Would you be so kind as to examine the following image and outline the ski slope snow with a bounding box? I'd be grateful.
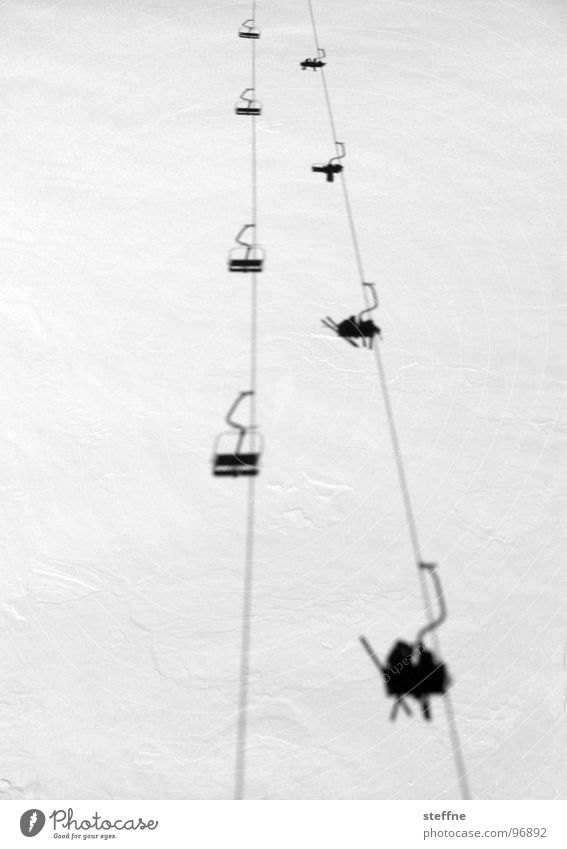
[0,0,565,799]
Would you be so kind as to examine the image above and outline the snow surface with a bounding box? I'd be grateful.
[0,0,565,800]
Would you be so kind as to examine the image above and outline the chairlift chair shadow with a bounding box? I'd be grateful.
[212,391,263,477]
[359,562,451,720]
[301,48,326,71]
[238,19,260,39]
[312,142,346,182]
[321,283,381,348]
[235,88,262,116]
[228,224,265,273]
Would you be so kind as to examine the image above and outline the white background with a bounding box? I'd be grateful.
[0,0,565,800]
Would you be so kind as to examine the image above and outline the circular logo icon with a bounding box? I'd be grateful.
[19,810,46,837]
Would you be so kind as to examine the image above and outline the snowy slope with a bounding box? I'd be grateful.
[0,0,565,799]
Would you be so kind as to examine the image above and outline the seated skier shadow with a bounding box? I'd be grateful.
[359,562,451,721]
[382,639,450,720]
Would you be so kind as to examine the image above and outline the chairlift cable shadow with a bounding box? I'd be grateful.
[302,0,471,800]
[230,0,260,804]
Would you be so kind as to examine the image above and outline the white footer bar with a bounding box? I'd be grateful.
[1,800,565,849]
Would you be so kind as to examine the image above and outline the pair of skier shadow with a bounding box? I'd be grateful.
[365,638,450,720]
[360,563,451,721]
